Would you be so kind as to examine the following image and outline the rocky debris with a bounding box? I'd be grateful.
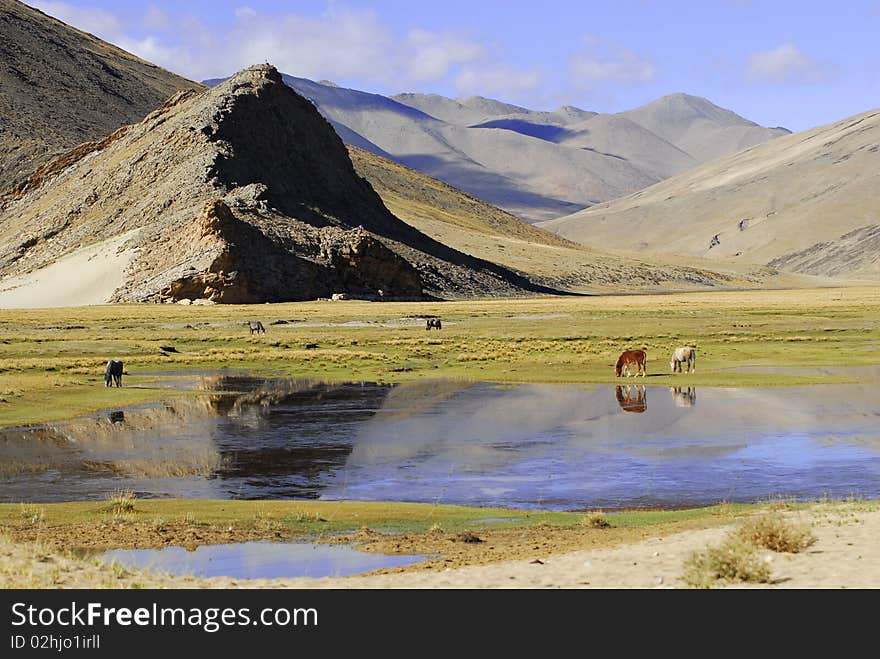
[768,224,880,277]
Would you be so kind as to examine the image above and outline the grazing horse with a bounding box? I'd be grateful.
[615,350,647,377]
[670,386,696,408]
[104,360,123,387]
[670,346,696,374]
[425,318,442,330]
[248,321,266,335]
[615,385,647,413]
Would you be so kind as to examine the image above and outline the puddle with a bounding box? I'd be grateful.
[100,541,425,579]
[2,376,880,510]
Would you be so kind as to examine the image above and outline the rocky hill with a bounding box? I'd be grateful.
[540,108,880,280]
[0,65,561,304]
[0,0,199,190]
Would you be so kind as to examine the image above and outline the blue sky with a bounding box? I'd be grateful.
[30,1,880,131]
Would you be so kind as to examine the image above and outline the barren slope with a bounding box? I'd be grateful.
[540,109,880,279]
[0,65,558,306]
[258,78,788,223]
[348,147,791,293]
[0,0,199,189]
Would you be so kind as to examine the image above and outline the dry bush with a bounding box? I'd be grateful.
[105,490,136,514]
[580,512,612,528]
[682,538,771,588]
[736,512,816,553]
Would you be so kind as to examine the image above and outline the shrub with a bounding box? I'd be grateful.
[683,538,771,588]
[736,512,816,553]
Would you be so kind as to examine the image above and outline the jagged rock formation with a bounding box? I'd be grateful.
[0,64,557,303]
[0,0,200,190]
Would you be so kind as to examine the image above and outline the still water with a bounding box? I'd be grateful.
[100,541,424,579]
[2,376,879,509]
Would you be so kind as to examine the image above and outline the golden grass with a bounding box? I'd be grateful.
[683,509,820,587]
[682,537,772,588]
[580,512,612,528]
[104,490,136,514]
[735,512,816,553]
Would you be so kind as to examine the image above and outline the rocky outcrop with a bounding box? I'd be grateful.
[1,64,548,302]
[143,200,423,303]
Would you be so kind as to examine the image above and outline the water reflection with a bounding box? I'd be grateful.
[2,377,880,509]
[670,387,696,408]
[615,385,647,413]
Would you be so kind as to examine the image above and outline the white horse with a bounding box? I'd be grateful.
[670,347,696,374]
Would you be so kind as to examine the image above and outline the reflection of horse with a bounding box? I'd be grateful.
[670,346,696,373]
[104,360,123,387]
[616,385,647,413]
[670,386,696,408]
[615,350,646,377]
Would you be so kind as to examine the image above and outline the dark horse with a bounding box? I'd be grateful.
[248,321,266,335]
[615,349,647,377]
[104,360,123,387]
[425,318,442,330]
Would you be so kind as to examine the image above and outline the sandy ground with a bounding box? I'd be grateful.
[0,230,139,308]
[2,503,878,589]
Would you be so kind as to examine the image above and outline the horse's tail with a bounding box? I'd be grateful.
[104,361,113,387]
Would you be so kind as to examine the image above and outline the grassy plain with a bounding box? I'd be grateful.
[0,286,878,427]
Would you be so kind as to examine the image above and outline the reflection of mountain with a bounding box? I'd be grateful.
[0,378,392,502]
[3,379,880,506]
[204,378,393,499]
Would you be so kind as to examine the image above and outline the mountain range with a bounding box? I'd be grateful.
[0,0,870,308]
[204,75,789,222]
[540,108,880,280]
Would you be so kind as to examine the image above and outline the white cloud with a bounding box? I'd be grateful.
[30,0,122,40]
[746,43,828,84]
[570,37,656,84]
[455,64,542,98]
[234,6,257,20]
[404,29,485,83]
[28,2,544,102]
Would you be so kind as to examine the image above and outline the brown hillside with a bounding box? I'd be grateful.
[348,147,781,292]
[0,0,200,189]
[541,109,880,280]
[0,65,560,304]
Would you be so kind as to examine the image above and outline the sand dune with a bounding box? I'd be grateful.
[0,231,139,308]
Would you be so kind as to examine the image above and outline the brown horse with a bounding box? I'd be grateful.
[615,349,647,377]
[615,385,647,413]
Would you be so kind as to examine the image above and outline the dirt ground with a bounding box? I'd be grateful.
[2,502,877,588]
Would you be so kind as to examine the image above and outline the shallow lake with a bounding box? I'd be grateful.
[2,375,879,509]
[99,541,424,579]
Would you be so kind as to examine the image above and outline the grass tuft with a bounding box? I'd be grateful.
[104,490,136,514]
[683,538,771,588]
[736,512,816,553]
[580,512,612,528]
